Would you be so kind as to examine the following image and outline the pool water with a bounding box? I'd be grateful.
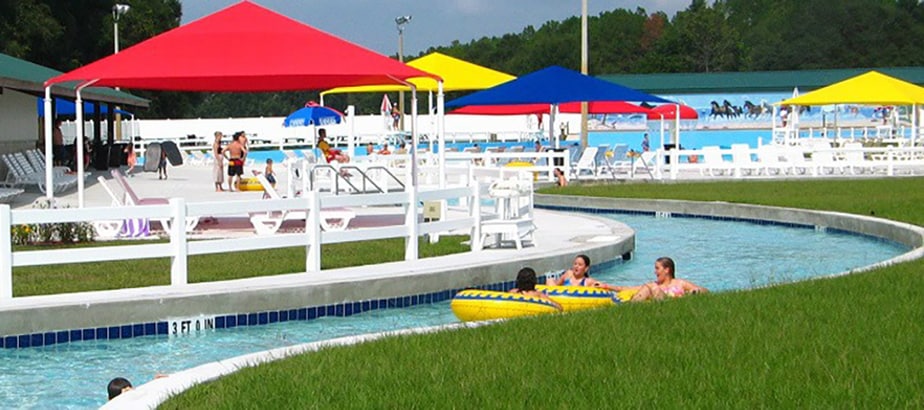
[0,212,907,408]
[161,129,768,166]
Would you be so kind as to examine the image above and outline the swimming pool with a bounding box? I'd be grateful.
[0,211,907,408]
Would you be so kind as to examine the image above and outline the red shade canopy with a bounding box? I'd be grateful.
[450,101,649,115]
[646,104,699,120]
[45,1,437,92]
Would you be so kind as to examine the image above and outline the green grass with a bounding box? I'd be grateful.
[162,177,924,408]
[545,178,924,225]
[12,236,469,297]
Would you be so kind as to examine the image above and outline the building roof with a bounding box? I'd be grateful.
[0,52,148,107]
[598,67,924,95]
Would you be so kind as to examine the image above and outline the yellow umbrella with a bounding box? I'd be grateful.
[777,71,924,106]
[321,52,515,95]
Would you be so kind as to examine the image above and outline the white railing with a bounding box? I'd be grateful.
[0,184,491,304]
[656,145,924,180]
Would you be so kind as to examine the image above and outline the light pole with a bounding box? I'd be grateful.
[580,0,589,149]
[113,4,130,54]
[112,4,129,141]
[395,15,411,131]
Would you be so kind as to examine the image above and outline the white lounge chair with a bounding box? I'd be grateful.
[841,142,873,175]
[781,147,811,175]
[810,142,844,175]
[110,169,200,234]
[608,144,631,173]
[0,187,24,203]
[730,144,761,176]
[569,146,599,179]
[756,145,787,176]
[94,176,145,239]
[700,146,733,177]
[249,174,355,235]
[2,152,77,194]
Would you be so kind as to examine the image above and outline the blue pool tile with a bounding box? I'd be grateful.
[71,330,82,342]
[30,334,43,347]
[288,309,298,320]
[133,324,144,337]
[269,311,279,323]
[121,325,133,339]
[144,323,156,335]
[278,310,287,322]
[156,322,168,335]
[44,332,56,346]
[84,328,98,340]
[335,304,344,317]
[326,305,335,316]
[18,335,30,348]
[412,295,419,306]
[4,336,17,348]
[370,299,379,310]
[316,306,326,318]
[362,301,371,312]
[247,313,258,326]
[107,327,118,339]
[404,296,412,306]
[0,337,4,348]
[215,316,226,329]
[305,307,316,320]
[258,312,268,325]
[353,302,362,315]
[237,314,248,326]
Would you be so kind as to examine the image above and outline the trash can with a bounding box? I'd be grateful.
[547,147,567,167]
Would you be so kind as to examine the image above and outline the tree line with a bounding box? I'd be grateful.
[3,0,923,119]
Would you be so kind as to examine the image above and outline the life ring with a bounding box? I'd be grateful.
[238,177,264,191]
[450,289,561,322]
[536,285,620,312]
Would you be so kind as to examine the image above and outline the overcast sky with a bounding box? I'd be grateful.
[180,1,690,56]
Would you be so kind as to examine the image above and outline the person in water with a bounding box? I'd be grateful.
[545,254,601,287]
[597,257,707,301]
[510,267,561,309]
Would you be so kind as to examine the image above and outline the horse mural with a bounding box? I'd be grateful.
[710,100,728,119]
[743,100,763,119]
[723,100,741,118]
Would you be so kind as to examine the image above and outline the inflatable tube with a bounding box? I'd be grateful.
[450,289,561,322]
[536,285,621,312]
[614,288,638,303]
[238,177,264,191]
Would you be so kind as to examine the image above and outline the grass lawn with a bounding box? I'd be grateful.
[162,177,924,408]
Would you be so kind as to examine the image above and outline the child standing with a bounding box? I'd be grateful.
[157,148,168,180]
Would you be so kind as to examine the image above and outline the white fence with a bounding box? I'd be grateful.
[0,185,486,303]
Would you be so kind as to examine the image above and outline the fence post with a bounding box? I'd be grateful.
[306,189,321,272]
[405,187,419,261]
[169,198,188,286]
[471,182,482,252]
[0,205,12,301]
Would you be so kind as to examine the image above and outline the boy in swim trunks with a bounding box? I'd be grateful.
[225,132,246,191]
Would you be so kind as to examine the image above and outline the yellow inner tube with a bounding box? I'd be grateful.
[238,177,264,191]
[451,289,561,322]
[536,285,619,312]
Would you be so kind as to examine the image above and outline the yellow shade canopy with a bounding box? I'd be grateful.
[321,52,515,95]
[778,71,924,106]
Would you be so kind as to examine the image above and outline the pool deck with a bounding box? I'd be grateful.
[0,163,636,336]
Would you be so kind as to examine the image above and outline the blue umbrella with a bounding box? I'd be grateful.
[283,102,344,127]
